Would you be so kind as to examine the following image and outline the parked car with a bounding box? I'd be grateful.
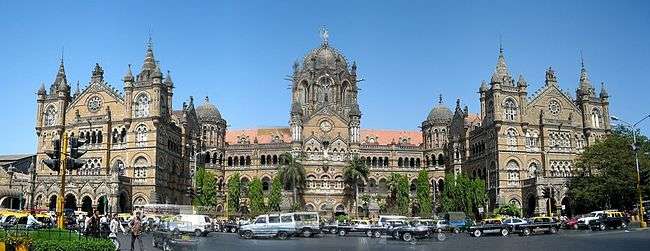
[221,221,240,233]
[444,212,473,233]
[468,219,509,237]
[412,219,447,233]
[513,217,560,236]
[335,219,377,237]
[166,214,213,237]
[577,211,605,229]
[292,211,321,237]
[588,211,629,231]
[389,221,444,242]
[377,215,409,228]
[503,217,528,232]
[239,213,299,240]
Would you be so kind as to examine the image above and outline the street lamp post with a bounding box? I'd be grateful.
[611,114,650,229]
[7,165,16,210]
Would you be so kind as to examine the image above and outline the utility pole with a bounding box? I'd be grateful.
[57,132,68,229]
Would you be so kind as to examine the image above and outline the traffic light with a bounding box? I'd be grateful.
[42,139,61,172]
[67,137,87,170]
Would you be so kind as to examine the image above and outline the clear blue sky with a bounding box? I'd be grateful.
[1,0,649,154]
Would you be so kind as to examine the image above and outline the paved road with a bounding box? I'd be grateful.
[118,228,650,251]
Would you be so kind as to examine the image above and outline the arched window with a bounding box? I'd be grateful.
[528,162,538,178]
[507,128,517,149]
[134,93,150,118]
[113,160,125,176]
[437,154,444,166]
[44,105,57,126]
[506,160,520,186]
[134,157,148,178]
[135,125,148,147]
[503,98,517,121]
[120,128,127,143]
[591,108,602,128]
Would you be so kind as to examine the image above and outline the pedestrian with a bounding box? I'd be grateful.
[85,210,101,237]
[26,211,42,229]
[129,211,144,251]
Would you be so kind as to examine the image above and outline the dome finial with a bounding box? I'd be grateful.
[320,25,329,46]
[438,94,443,104]
[205,96,209,103]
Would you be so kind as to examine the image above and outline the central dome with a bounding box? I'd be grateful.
[303,43,348,70]
[196,96,222,123]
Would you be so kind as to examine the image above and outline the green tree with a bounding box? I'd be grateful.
[495,202,522,217]
[278,152,306,209]
[343,155,370,217]
[440,173,487,218]
[396,174,411,216]
[227,173,241,214]
[383,173,405,214]
[268,175,283,212]
[249,177,266,215]
[416,169,433,217]
[193,166,218,207]
[568,126,650,213]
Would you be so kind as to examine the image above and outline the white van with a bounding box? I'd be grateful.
[168,214,213,236]
[292,211,321,237]
[378,215,409,227]
[239,213,299,239]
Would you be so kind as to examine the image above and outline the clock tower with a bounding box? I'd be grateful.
[289,27,361,162]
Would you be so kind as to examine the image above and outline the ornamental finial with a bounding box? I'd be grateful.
[320,25,329,46]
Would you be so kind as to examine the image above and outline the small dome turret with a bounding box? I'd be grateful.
[426,95,453,124]
[196,96,222,123]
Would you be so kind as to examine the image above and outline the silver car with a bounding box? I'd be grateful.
[239,213,299,240]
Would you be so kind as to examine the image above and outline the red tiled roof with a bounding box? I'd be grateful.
[360,129,421,146]
[225,128,423,146]
[465,113,481,127]
[226,128,291,144]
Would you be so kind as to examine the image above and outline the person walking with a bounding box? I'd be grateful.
[109,213,126,250]
[129,212,144,251]
[85,210,101,237]
[26,211,42,229]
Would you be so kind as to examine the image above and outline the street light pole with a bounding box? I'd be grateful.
[611,114,650,229]
[7,165,14,210]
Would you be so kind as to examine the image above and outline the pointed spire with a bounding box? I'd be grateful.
[164,70,174,87]
[455,98,463,113]
[600,82,609,98]
[38,81,46,95]
[123,64,134,82]
[141,36,156,72]
[75,81,81,96]
[351,61,357,75]
[517,74,527,87]
[577,53,594,96]
[491,43,513,85]
[53,58,67,86]
[479,80,488,92]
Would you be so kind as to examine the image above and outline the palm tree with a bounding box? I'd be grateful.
[343,155,369,217]
[278,152,305,209]
[386,173,402,212]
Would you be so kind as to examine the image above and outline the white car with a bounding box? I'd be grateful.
[239,213,299,239]
[577,211,605,229]
[167,214,213,236]
[293,211,321,237]
[378,215,408,227]
[503,218,528,227]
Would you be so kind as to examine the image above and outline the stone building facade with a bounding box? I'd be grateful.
[33,41,199,213]
[448,47,611,217]
[29,32,612,217]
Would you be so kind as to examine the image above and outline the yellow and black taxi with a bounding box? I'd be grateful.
[512,216,560,236]
[468,218,509,237]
